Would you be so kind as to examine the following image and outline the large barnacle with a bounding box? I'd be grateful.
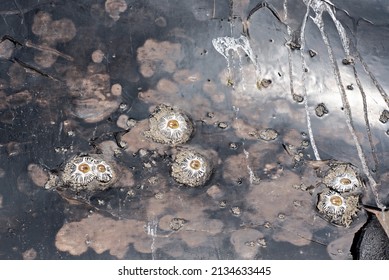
[171,149,212,187]
[62,156,96,186]
[323,163,361,193]
[316,188,360,227]
[145,104,194,145]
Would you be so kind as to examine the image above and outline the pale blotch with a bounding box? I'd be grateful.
[105,0,128,21]
[55,213,151,259]
[92,49,105,63]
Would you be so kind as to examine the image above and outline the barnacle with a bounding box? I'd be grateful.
[61,155,116,190]
[93,160,114,183]
[323,163,361,193]
[171,150,212,187]
[158,113,189,141]
[63,156,96,186]
[317,189,346,218]
[145,104,194,145]
[181,154,207,179]
[316,188,360,227]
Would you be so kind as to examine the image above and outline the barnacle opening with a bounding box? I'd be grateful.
[78,163,91,173]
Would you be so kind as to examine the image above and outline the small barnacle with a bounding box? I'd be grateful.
[171,149,212,187]
[93,160,114,183]
[323,163,361,193]
[316,188,360,227]
[145,104,194,145]
[63,156,96,186]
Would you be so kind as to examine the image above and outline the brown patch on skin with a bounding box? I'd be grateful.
[32,12,76,45]
[137,39,183,78]
[145,185,224,253]
[5,90,32,108]
[66,72,121,123]
[283,129,305,148]
[55,213,151,258]
[117,114,130,130]
[92,49,105,63]
[223,154,248,184]
[0,39,15,59]
[223,142,278,184]
[22,248,37,260]
[105,0,128,21]
[8,63,28,89]
[243,170,328,246]
[139,79,180,105]
[157,79,180,95]
[33,49,58,68]
[27,164,49,188]
[232,119,261,141]
[72,98,120,123]
[31,11,76,68]
[121,119,169,155]
[111,83,122,96]
[230,228,264,259]
[206,185,224,200]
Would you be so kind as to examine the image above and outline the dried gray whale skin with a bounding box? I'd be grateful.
[0,0,388,260]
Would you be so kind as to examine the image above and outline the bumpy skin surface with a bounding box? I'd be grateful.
[356,216,389,260]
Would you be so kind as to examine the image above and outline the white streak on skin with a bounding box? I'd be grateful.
[212,35,261,80]
[243,148,259,184]
[312,1,379,172]
[147,217,158,260]
[310,1,386,210]
[299,0,321,161]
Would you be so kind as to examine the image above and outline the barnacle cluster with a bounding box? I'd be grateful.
[144,104,194,145]
[62,155,115,190]
[313,162,365,227]
[171,149,212,187]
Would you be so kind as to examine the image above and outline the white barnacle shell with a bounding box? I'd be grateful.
[145,104,194,145]
[316,188,360,227]
[317,189,346,218]
[63,156,96,186]
[93,160,114,183]
[180,154,207,179]
[158,113,189,141]
[323,163,361,193]
[171,149,212,187]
